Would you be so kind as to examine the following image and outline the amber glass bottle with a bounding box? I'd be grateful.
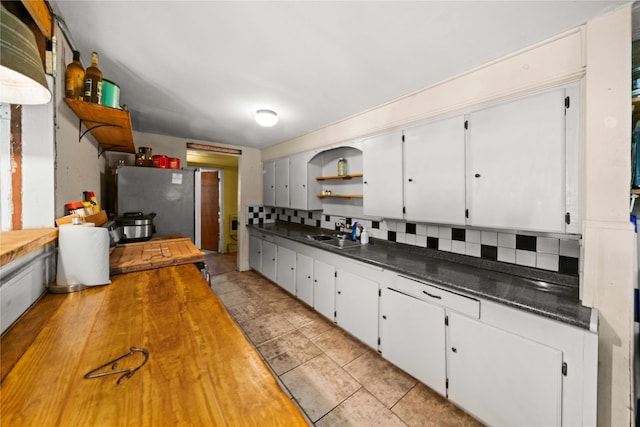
[65,50,84,100]
[83,52,103,104]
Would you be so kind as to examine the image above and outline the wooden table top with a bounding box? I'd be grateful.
[0,228,58,267]
[1,264,308,426]
[109,238,205,275]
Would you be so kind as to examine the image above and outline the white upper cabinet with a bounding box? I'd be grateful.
[290,152,322,211]
[274,157,289,208]
[362,130,404,218]
[404,115,466,225]
[263,160,275,207]
[466,87,568,232]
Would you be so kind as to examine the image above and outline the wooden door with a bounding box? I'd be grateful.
[201,171,220,251]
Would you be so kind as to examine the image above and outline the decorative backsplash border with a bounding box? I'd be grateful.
[246,206,580,276]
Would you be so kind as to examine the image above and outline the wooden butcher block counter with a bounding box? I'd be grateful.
[1,263,308,426]
[109,237,205,275]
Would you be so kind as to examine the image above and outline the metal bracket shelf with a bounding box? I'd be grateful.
[78,120,121,142]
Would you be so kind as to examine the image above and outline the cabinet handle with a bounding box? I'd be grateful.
[422,290,442,299]
[303,184,306,188]
[290,267,294,271]
[474,173,481,178]
[338,291,341,295]
[408,178,413,182]
[382,315,387,320]
[364,181,368,184]
[451,347,457,353]
[308,275,311,279]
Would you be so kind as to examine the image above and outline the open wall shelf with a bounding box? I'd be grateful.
[65,99,135,156]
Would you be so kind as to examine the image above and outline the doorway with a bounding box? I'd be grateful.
[200,170,222,252]
[188,150,239,255]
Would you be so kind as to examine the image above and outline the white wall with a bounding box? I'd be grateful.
[55,29,104,219]
[260,6,634,425]
[22,76,55,228]
[582,7,635,426]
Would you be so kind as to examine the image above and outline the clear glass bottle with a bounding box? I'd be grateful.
[337,158,348,176]
[65,50,84,100]
[83,52,103,104]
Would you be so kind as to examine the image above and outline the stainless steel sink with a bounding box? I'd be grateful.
[307,234,334,241]
[306,234,361,249]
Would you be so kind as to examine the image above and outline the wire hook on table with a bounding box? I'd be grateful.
[84,347,149,384]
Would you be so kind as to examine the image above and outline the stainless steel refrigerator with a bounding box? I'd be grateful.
[117,166,195,242]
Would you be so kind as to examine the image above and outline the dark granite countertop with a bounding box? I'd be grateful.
[249,221,594,331]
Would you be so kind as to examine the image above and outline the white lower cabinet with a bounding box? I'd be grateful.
[295,253,314,306]
[249,235,262,271]
[335,269,379,349]
[380,288,447,395]
[249,233,596,426]
[260,240,277,283]
[276,246,296,295]
[313,259,335,321]
[447,312,563,427]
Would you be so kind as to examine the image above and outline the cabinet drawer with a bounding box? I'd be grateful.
[250,230,275,243]
[394,275,479,318]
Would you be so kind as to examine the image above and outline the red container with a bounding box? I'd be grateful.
[65,201,86,217]
[152,155,168,168]
[168,158,180,169]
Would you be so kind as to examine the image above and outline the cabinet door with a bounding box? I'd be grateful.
[249,236,262,272]
[313,259,335,321]
[404,116,466,225]
[274,157,290,208]
[289,152,309,210]
[263,161,275,206]
[276,246,296,295]
[362,130,403,218]
[447,312,562,427]
[466,88,565,232]
[380,288,447,395]
[260,240,277,283]
[335,269,379,349]
[296,253,314,306]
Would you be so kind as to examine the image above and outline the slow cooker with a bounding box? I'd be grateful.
[116,212,156,242]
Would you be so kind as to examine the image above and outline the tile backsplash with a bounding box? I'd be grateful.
[246,206,580,276]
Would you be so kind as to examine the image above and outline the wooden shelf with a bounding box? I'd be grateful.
[316,173,363,181]
[317,194,363,199]
[65,99,135,156]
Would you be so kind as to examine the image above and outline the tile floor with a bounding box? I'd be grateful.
[207,255,484,427]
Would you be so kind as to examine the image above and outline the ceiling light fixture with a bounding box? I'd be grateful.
[255,109,278,127]
[0,7,51,105]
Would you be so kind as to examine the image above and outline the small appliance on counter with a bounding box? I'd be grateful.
[101,220,121,246]
[116,211,156,243]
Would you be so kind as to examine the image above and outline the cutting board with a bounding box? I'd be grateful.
[109,238,204,275]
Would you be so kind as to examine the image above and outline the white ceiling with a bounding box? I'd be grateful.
[51,1,628,150]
